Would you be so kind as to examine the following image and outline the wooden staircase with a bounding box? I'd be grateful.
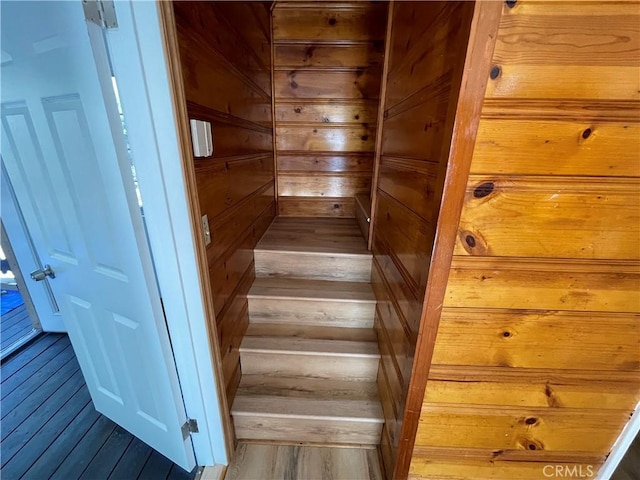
[231,217,383,445]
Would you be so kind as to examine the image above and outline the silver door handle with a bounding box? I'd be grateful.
[30,264,55,281]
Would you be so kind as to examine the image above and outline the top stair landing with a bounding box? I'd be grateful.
[256,217,370,255]
[254,217,372,282]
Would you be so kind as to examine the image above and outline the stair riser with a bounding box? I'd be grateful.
[241,352,379,382]
[233,416,382,445]
[255,251,371,282]
[248,299,375,328]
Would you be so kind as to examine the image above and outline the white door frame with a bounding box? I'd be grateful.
[597,401,640,479]
[102,1,228,466]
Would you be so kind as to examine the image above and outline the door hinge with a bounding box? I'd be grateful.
[182,419,199,439]
[82,0,118,29]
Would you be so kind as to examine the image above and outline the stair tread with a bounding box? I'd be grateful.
[242,324,379,356]
[256,217,370,255]
[241,337,379,358]
[248,277,375,302]
[238,374,380,401]
[232,393,384,423]
[246,323,377,341]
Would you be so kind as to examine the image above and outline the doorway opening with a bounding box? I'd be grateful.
[0,229,42,360]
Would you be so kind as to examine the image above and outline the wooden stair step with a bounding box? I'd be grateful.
[249,278,375,302]
[239,324,380,381]
[244,323,378,342]
[237,374,380,400]
[231,375,383,444]
[248,278,375,327]
[255,217,372,282]
[257,217,369,255]
[254,250,372,282]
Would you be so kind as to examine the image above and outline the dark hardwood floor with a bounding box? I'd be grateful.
[1,304,35,352]
[0,333,198,480]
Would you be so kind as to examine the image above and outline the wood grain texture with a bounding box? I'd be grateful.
[275,44,384,69]
[444,257,640,313]
[274,70,382,100]
[366,2,494,477]
[239,335,380,382]
[213,2,271,70]
[367,2,393,251]
[273,2,386,217]
[226,443,383,480]
[276,101,378,124]
[455,176,640,260]
[256,217,369,254]
[273,4,387,41]
[278,173,371,198]
[278,196,355,218]
[276,126,375,152]
[174,3,270,96]
[411,2,640,479]
[248,277,375,328]
[432,309,640,371]
[278,153,374,173]
[410,449,602,480]
[232,216,382,448]
[472,118,640,177]
[195,155,273,221]
[415,404,630,454]
[426,366,640,411]
[173,0,275,409]
[255,251,372,283]
[374,192,434,296]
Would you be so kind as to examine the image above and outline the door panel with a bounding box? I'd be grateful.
[0,1,195,469]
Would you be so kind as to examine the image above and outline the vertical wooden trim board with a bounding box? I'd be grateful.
[391,2,503,479]
[270,7,279,214]
[156,2,235,460]
[367,0,393,251]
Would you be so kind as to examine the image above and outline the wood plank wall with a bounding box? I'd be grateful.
[272,1,387,218]
[172,2,275,406]
[369,3,478,477]
[409,2,640,478]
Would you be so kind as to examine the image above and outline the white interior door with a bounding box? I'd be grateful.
[0,1,196,470]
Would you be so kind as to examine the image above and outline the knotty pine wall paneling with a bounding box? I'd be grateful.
[273,1,387,218]
[172,2,275,406]
[409,2,640,479]
[368,2,490,477]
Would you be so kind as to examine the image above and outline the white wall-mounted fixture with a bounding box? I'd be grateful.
[189,119,213,157]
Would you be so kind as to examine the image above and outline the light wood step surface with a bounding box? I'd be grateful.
[240,324,380,381]
[249,277,375,302]
[248,278,375,327]
[254,217,372,282]
[235,216,382,448]
[237,374,380,401]
[225,442,384,480]
[232,375,384,445]
[256,217,370,255]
